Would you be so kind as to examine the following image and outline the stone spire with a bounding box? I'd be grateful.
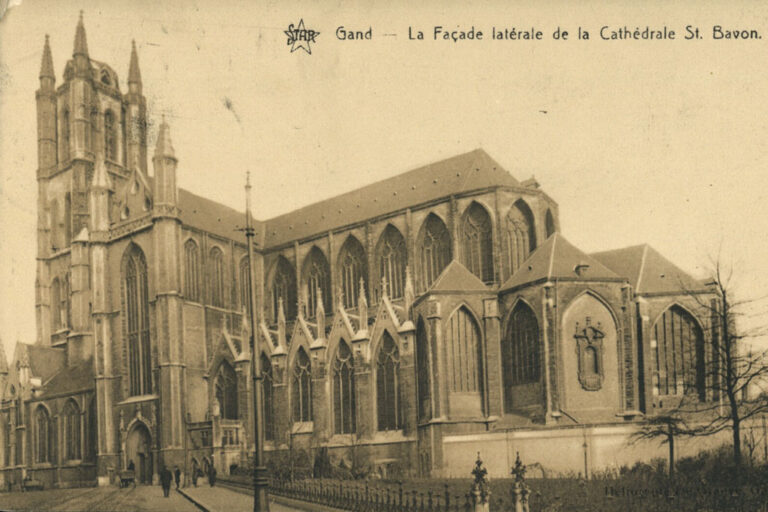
[0,339,8,375]
[73,11,88,57]
[39,35,55,82]
[404,265,415,319]
[128,40,142,93]
[358,278,368,330]
[92,156,113,190]
[154,115,176,160]
[315,286,325,337]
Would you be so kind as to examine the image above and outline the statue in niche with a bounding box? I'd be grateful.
[574,316,605,391]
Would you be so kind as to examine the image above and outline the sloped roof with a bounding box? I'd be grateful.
[39,358,94,397]
[263,149,519,247]
[500,233,623,291]
[428,260,489,293]
[591,244,705,295]
[22,344,65,382]
[177,187,251,242]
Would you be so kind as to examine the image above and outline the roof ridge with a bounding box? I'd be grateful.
[635,244,650,293]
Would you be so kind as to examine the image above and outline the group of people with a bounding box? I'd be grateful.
[126,459,217,497]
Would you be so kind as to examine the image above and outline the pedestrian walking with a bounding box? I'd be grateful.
[208,465,217,487]
[192,467,199,487]
[174,465,181,489]
[160,466,172,497]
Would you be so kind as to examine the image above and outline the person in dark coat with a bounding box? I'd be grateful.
[208,465,217,487]
[174,466,181,489]
[127,460,135,472]
[192,466,199,487]
[160,466,172,497]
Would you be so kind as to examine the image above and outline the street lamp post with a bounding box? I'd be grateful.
[245,171,270,511]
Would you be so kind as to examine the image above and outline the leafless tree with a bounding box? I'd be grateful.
[677,257,768,468]
[630,414,690,478]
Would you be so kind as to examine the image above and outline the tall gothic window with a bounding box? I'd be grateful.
[2,414,10,467]
[333,340,356,434]
[418,214,452,290]
[124,246,152,396]
[446,307,482,393]
[545,209,556,238]
[61,108,70,162]
[64,193,72,246]
[292,348,312,423]
[271,257,297,322]
[63,399,81,460]
[35,406,54,464]
[209,247,225,308]
[215,361,238,420]
[652,306,706,400]
[502,303,540,412]
[62,273,71,329]
[461,202,494,283]
[338,236,367,310]
[416,318,431,421]
[376,225,407,300]
[184,239,201,302]
[51,277,61,331]
[377,332,402,431]
[104,110,117,161]
[302,247,330,319]
[240,257,251,318]
[261,353,274,441]
[506,200,537,277]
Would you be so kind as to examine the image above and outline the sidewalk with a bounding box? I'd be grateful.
[179,485,306,512]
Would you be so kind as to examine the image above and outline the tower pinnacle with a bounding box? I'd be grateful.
[128,40,142,92]
[154,116,176,160]
[73,11,89,57]
[39,35,55,81]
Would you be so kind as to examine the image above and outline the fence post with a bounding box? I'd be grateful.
[510,452,530,512]
[468,453,491,512]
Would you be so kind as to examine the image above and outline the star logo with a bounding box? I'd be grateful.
[284,19,319,54]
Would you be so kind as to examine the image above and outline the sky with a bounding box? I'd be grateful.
[1,0,768,365]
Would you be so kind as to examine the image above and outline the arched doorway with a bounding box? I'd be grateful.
[126,423,153,484]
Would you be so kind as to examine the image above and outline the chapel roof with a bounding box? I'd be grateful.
[38,358,94,397]
[17,343,66,383]
[500,233,624,292]
[591,244,707,295]
[428,260,489,293]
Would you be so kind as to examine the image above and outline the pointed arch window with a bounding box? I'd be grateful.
[292,348,313,423]
[302,248,330,319]
[124,246,152,396]
[377,333,402,431]
[61,273,71,329]
[506,200,537,276]
[651,306,705,400]
[51,277,62,331]
[61,108,70,162]
[184,239,201,302]
[63,400,81,461]
[333,340,356,434]
[261,353,274,441]
[271,257,297,322]
[545,209,556,238]
[418,214,452,290]
[502,302,540,412]
[446,307,482,393]
[462,203,494,283]
[377,225,407,300]
[215,361,238,420]
[338,237,367,310]
[239,257,251,319]
[209,247,225,308]
[34,406,54,464]
[416,318,432,421]
[64,192,72,246]
[2,414,10,467]
[104,110,117,161]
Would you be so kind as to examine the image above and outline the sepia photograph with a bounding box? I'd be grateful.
[1,1,768,511]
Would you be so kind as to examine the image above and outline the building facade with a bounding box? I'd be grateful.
[0,16,720,489]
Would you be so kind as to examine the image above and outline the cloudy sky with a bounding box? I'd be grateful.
[2,0,768,363]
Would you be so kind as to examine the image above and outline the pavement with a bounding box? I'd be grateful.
[179,485,304,512]
[0,485,199,511]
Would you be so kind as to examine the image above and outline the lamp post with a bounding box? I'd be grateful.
[245,171,269,511]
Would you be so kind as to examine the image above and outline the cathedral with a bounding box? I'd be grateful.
[0,15,719,489]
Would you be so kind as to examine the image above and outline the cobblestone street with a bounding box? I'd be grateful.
[0,485,199,512]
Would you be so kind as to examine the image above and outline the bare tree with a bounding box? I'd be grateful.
[630,414,690,478]
[677,257,768,468]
